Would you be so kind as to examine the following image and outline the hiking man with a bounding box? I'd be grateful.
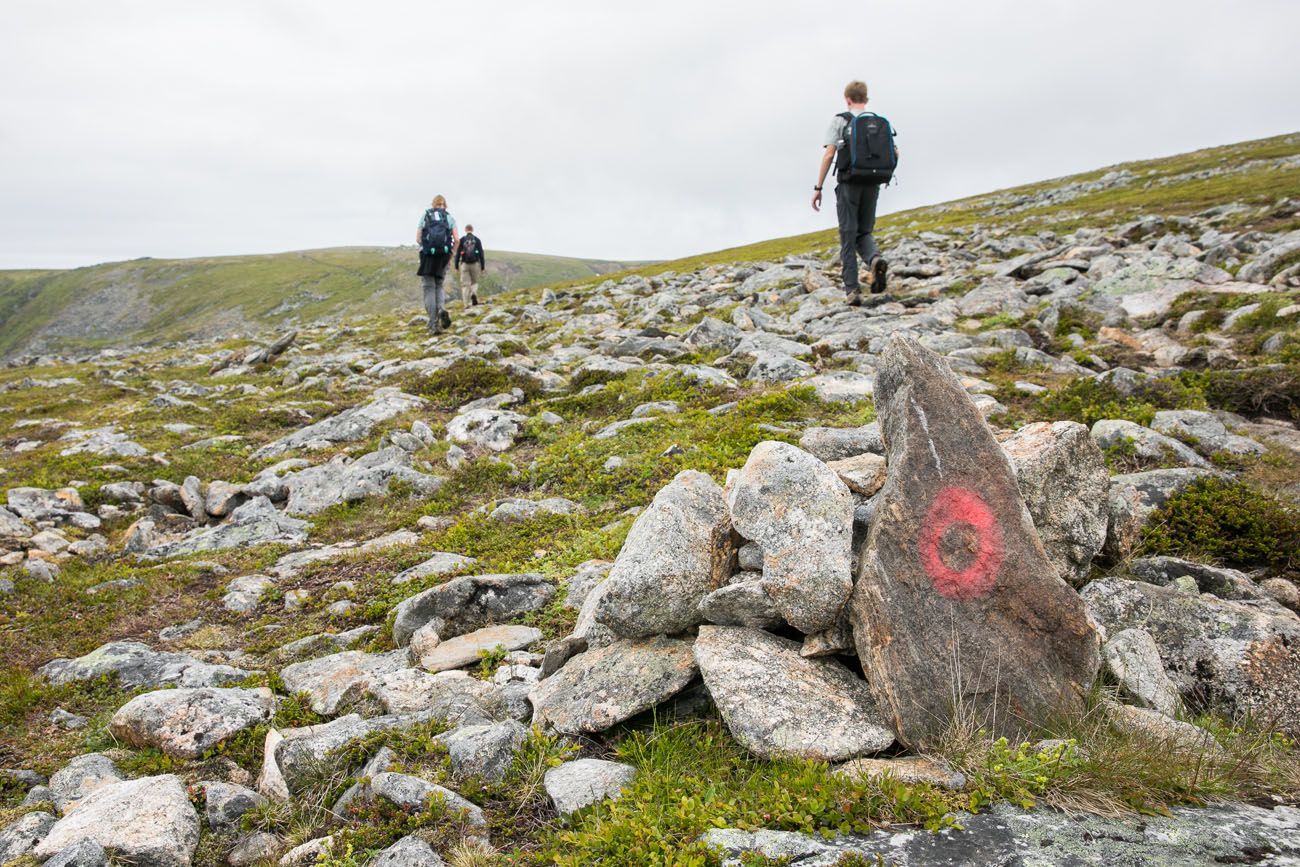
[455,224,486,307]
[812,80,898,305]
[416,195,459,334]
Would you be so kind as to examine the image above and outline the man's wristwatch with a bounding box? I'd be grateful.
[813,186,822,191]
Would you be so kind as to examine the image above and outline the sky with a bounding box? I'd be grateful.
[2,1,1299,270]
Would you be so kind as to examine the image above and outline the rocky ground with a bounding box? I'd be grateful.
[2,134,1300,866]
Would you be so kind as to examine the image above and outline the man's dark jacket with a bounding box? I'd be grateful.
[455,234,485,269]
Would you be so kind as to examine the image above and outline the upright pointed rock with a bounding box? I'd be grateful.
[850,336,1098,747]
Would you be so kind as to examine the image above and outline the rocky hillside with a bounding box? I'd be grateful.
[1,133,1299,866]
[0,247,638,361]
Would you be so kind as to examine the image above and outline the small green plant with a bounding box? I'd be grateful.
[476,644,510,679]
[316,839,364,867]
[398,357,541,409]
[532,719,957,866]
[964,737,1085,810]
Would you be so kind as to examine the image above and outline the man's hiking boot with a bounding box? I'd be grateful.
[870,257,889,294]
[471,293,479,306]
[845,290,862,307]
[439,309,452,329]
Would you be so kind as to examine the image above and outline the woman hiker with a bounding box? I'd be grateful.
[416,195,459,335]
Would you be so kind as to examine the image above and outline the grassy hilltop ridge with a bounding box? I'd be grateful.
[0,247,639,360]
[574,132,1300,283]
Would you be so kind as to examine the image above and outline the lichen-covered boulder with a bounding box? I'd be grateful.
[1001,421,1109,584]
[529,636,696,734]
[694,626,893,762]
[34,775,199,867]
[1083,577,1300,736]
[593,471,734,638]
[726,442,855,633]
[109,687,275,758]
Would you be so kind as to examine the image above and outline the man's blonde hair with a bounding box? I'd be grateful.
[844,81,868,103]
[431,195,447,209]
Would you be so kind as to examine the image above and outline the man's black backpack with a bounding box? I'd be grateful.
[421,207,452,254]
[458,235,480,263]
[836,112,897,185]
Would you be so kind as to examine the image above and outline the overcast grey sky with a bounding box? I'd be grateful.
[2,1,1298,269]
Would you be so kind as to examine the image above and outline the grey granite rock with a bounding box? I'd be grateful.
[110,687,275,758]
[39,641,252,690]
[543,758,637,816]
[35,775,200,867]
[530,636,697,735]
[593,470,734,638]
[694,625,893,762]
[392,572,554,647]
[726,441,854,633]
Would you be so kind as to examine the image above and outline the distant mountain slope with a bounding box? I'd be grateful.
[0,247,639,359]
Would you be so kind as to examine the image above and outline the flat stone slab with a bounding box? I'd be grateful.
[387,552,477,585]
[834,756,967,791]
[694,625,894,762]
[281,447,442,516]
[280,650,408,716]
[366,669,508,724]
[529,636,697,735]
[253,389,426,459]
[703,802,1300,866]
[850,336,1099,747]
[110,687,275,759]
[392,573,554,647]
[39,641,251,689]
[415,625,543,673]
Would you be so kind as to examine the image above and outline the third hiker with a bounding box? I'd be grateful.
[455,224,486,307]
[812,80,898,305]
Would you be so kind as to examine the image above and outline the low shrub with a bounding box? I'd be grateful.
[1194,364,1300,421]
[1036,376,1203,428]
[400,357,542,410]
[1141,477,1300,574]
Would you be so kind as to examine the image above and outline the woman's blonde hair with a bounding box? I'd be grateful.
[431,195,447,209]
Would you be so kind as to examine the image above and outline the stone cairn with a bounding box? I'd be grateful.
[533,334,1101,762]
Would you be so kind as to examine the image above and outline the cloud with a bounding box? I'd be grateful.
[1,0,1297,268]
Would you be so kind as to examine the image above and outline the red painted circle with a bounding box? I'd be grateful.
[918,486,1004,600]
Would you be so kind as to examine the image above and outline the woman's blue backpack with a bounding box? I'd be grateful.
[421,207,452,254]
